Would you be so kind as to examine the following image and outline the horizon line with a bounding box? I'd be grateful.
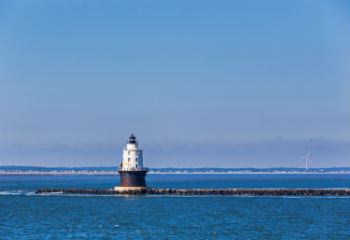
[1,165,349,169]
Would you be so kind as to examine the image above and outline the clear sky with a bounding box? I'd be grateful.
[0,0,349,168]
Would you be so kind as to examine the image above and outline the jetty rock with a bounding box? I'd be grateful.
[35,188,350,196]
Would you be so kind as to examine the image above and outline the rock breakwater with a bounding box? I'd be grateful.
[35,188,350,196]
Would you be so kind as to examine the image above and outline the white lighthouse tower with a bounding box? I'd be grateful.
[115,134,148,190]
[120,134,144,171]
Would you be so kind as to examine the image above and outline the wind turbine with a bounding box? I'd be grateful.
[300,152,311,171]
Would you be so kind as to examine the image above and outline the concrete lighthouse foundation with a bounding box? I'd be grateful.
[115,134,149,191]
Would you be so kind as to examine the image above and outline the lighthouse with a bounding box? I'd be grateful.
[115,134,148,190]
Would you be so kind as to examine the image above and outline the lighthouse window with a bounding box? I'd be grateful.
[136,158,138,162]
[128,158,130,162]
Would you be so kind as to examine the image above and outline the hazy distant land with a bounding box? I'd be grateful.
[0,166,349,175]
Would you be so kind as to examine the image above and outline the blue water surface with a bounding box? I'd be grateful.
[0,174,349,239]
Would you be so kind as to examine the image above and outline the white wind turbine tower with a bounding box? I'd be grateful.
[300,152,311,171]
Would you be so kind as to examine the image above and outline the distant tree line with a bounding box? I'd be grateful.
[0,166,349,172]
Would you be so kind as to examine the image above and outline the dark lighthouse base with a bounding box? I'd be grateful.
[118,170,148,188]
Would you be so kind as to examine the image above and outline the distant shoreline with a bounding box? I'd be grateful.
[1,166,349,176]
[1,171,349,176]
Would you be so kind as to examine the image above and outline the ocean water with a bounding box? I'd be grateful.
[0,174,349,239]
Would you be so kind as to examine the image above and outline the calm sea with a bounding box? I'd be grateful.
[0,174,349,239]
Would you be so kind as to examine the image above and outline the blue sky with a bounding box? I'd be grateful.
[0,0,348,167]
